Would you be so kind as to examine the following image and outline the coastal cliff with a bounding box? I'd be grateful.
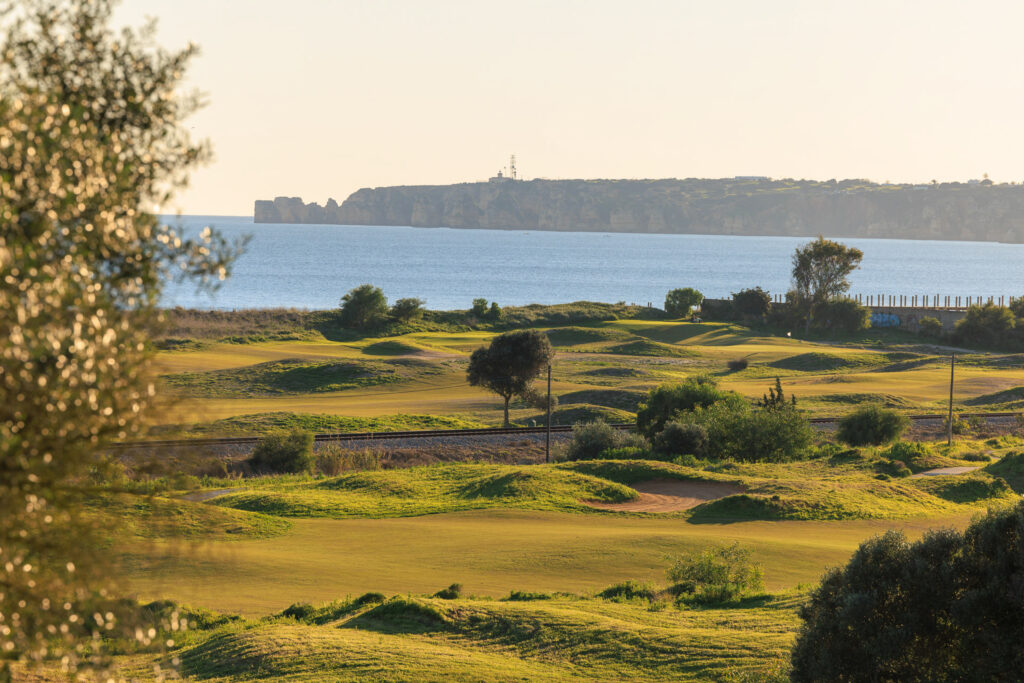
[254,178,1024,242]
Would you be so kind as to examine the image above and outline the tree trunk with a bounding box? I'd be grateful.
[503,396,511,427]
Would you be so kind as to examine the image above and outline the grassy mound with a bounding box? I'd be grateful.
[174,594,798,682]
[600,339,698,358]
[86,493,290,540]
[212,463,638,518]
[558,388,647,411]
[361,340,427,356]
[543,326,632,347]
[985,452,1024,492]
[768,352,864,372]
[524,404,635,426]
[965,386,1024,406]
[161,358,427,398]
[148,412,487,438]
[581,366,650,379]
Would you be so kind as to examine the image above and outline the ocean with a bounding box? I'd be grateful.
[162,216,1024,311]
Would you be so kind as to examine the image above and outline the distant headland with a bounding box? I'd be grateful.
[254,176,1024,242]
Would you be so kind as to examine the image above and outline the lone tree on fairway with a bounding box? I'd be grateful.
[665,287,704,317]
[1,0,241,673]
[340,283,389,329]
[467,330,554,426]
[791,236,863,333]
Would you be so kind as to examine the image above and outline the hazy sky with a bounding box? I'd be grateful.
[117,0,1024,215]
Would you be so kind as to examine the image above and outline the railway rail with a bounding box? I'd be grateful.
[111,411,1023,450]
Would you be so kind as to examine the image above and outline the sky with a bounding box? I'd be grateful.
[117,0,1024,216]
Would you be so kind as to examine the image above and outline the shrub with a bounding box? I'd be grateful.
[679,400,812,462]
[731,287,771,319]
[813,298,871,333]
[390,297,425,322]
[487,301,502,320]
[667,543,764,604]
[169,473,201,490]
[881,440,930,466]
[953,303,1016,348]
[726,357,749,372]
[353,592,387,606]
[790,503,1024,681]
[249,429,316,474]
[665,287,704,317]
[874,459,912,478]
[433,583,462,600]
[653,421,708,457]
[565,421,647,460]
[599,580,656,601]
[471,298,489,316]
[281,603,316,621]
[837,405,908,446]
[919,316,943,338]
[504,591,552,601]
[339,284,389,329]
[636,376,735,437]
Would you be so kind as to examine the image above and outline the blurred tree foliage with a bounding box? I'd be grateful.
[0,0,242,676]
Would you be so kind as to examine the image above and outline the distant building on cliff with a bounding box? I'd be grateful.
[489,154,518,183]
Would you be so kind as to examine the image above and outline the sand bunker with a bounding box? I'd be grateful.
[585,478,744,513]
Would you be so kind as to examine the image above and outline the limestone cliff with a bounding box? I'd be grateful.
[253,179,1024,242]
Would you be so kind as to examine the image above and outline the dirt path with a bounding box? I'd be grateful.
[910,466,981,478]
[585,478,744,513]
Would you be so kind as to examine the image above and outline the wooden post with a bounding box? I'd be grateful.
[545,363,552,464]
[948,354,955,446]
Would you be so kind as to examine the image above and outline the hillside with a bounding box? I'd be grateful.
[254,177,1024,242]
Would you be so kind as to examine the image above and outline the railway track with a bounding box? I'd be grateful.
[112,411,1023,450]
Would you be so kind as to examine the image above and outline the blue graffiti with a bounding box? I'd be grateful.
[871,313,902,328]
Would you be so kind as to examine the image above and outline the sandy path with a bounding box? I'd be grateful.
[910,466,981,478]
[585,478,744,513]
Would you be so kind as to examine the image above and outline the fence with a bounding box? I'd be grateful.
[768,293,1019,309]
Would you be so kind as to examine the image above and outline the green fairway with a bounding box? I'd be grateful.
[151,318,1024,433]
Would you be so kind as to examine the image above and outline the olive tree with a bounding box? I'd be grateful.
[467,330,554,426]
[791,237,863,334]
[0,0,241,674]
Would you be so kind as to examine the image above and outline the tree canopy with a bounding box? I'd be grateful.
[466,330,554,426]
[1,0,240,673]
[665,288,704,317]
[791,502,1024,681]
[791,237,863,333]
[340,284,389,329]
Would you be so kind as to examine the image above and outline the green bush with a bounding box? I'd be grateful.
[390,297,425,322]
[881,441,931,468]
[919,316,943,338]
[667,543,764,604]
[836,405,908,446]
[953,303,1016,349]
[665,287,704,317]
[249,429,316,474]
[471,298,489,316]
[432,583,462,600]
[791,503,1024,681]
[726,358,749,372]
[565,421,649,461]
[339,284,389,329]
[504,591,552,601]
[813,299,871,333]
[731,287,771,319]
[653,421,708,457]
[679,400,812,462]
[599,580,656,601]
[636,376,734,437]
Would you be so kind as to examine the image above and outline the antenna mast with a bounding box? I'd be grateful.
[509,154,517,180]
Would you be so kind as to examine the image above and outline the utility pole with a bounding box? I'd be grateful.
[947,353,955,446]
[545,364,552,463]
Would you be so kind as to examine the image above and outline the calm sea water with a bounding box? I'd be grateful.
[162,216,1024,311]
